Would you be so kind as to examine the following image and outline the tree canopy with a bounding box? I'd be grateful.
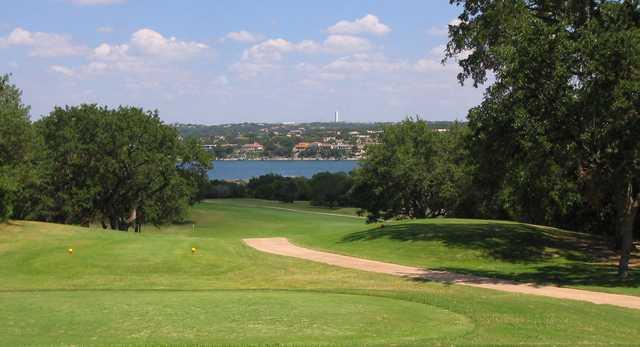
[14,104,213,231]
[446,0,640,277]
[0,74,35,221]
[352,120,472,222]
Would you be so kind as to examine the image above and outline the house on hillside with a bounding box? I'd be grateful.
[241,142,264,152]
[294,142,310,152]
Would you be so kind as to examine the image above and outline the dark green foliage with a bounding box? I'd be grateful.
[241,172,353,206]
[246,174,307,203]
[447,0,640,276]
[198,180,248,199]
[0,74,35,222]
[263,136,294,158]
[32,104,212,229]
[352,120,472,222]
[308,172,353,208]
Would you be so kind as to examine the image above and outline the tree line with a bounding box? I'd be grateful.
[0,74,212,231]
[198,171,353,208]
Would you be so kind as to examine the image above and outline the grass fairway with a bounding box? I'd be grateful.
[2,290,472,346]
[219,200,638,296]
[1,199,640,346]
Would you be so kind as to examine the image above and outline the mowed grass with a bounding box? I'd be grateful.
[0,199,638,346]
[209,199,639,296]
[2,291,472,346]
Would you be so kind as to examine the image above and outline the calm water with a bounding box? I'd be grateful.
[208,160,359,180]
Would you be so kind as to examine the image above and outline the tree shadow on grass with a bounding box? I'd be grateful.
[341,222,639,289]
[415,263,640,290]
[341,222,608,263]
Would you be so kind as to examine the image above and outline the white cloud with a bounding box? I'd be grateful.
[428,44,447,58]
[4,27,33,45]
[97,26,114,33]
[242,38,292,61]
[0,27,87,57]
[323,53,406,74]
[414,45,462,72]
[327,14,391,36]
[92,43,130,60]
[50,65,75,77]
[225,30,261,44]
[240,35,371,66]
[323,35,373,54]
[50,28,208,80]
[449,18,463,27]
[414,58,445,72]
[130,28,208,59]
[241,38,321,62]
[69,0,126,5]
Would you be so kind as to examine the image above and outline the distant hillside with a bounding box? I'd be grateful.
[173,121,460,139]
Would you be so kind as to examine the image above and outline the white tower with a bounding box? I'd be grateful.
[334,110,339,123]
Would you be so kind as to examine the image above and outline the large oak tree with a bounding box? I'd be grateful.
[447,0,640,277]
[35,104,212,230]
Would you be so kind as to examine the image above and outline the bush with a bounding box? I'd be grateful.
[309,172,353,208]
[198,180,247,199]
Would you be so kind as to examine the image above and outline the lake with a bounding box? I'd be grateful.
[208,160,359,180]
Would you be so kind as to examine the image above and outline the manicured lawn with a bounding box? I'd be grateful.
[2,290,472,346]
[208,199,640,296]
[0,198,639,345]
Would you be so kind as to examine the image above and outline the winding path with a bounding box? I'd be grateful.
[244,237,640,310]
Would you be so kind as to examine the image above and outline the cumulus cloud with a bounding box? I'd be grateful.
[50,28,208,80]
[323,35,373,54]
[225,30,261,43]
[0,27,87,57]
[69,0,126,5]
[323,53,407,74]
[92,43,129,60]
[130,28,208,59]
[241,38,320,62]
[327,14,391,36]
[414,45,463,72]
[240,35,371,65]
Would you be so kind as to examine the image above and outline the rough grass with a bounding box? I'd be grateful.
[0,199,639,346]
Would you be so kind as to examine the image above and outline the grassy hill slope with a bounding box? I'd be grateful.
[0,200,639,345]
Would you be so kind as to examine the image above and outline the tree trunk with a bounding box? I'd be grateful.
[616,181,639,279]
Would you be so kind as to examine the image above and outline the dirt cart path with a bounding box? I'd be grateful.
[244,237,640,310]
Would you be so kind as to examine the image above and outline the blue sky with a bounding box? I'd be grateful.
[0,0,484,124]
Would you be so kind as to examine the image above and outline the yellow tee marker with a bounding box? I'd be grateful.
[68,248,73,255]
[191,247,197,254]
